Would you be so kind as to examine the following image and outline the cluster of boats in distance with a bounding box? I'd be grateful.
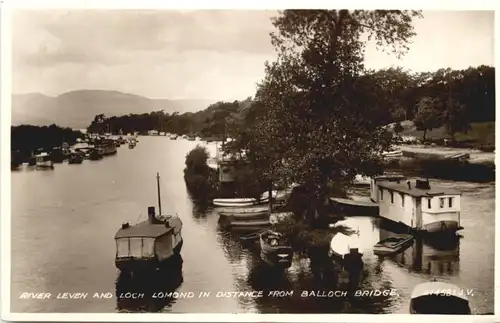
[11,134,139,170]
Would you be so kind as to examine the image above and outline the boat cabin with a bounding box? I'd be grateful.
[370,174,407,202]
[114,206,182,272]
[375,178,462,233]
[410,282,471,314]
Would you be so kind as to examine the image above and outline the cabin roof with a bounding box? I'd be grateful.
[114,220,173,239]
[377,181,461,197]
[411,282,469,301]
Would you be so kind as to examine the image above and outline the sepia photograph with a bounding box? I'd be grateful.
[2,1,496,321]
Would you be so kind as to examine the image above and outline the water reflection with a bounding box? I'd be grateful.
[378,223,460,276]
[115,255,184,312]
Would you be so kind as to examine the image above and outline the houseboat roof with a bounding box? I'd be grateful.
[114,220,173,239]
[377,181,461,197]
[411,282,469,301]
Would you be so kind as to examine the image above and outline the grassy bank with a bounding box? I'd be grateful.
[400,121,494,151]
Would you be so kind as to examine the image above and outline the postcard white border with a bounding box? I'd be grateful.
[1,0,498,322]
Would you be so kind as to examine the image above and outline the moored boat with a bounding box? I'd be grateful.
[373,234,414,256]
[95,138,117,156]
[410,281,471,314]
[218,205,270,218]
[89,149,103,160]
[329,197,379,216]
[328,232,364,274]
[219,216,270,231]
[213,198,270,207]
[259,230,293,268]
[68,153,84,164]
[114,173,183,272]
[35,152,54,169]
[373,178,463,233]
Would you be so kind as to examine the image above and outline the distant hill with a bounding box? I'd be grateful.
[11,90,215,128]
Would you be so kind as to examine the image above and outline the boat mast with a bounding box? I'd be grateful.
[157,173,162,215]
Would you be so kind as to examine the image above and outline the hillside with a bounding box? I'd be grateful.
[11,90,214,128]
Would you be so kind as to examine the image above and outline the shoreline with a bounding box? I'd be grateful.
[396,145,495,165]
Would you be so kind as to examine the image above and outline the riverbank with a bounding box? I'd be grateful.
[397,144,494,165]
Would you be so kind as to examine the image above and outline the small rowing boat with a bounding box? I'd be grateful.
[373,234,414,256]
[218,206,269,218]
[260,230,293,268]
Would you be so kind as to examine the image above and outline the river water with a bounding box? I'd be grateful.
[11,136,495,314]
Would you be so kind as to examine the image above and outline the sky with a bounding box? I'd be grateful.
[11,10,494,101]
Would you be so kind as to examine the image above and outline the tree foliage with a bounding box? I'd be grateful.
[225,10,422,225]
[413,97,443,140]
[11,124,84,160]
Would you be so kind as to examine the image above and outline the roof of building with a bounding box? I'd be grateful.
[377,181,461,197]
[114,220,173,239]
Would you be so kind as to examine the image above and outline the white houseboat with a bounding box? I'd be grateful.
[35,152,54,169]
[373,178,462,233]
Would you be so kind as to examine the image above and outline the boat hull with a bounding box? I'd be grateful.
[260,246,293,268]
[218,211,269,220]
[214,199,269,207]
[36,162,54,169]
[423,220,460,233]
[373,235,414,256]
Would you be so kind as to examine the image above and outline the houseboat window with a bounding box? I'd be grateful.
[390,191,394,204]
[379,188,383,200]
[116,238,130,257]
[129,238,144,257]
[439,198,445,208]
[427,198,432,209]
[400,193,405,207]
[448,197,454,208]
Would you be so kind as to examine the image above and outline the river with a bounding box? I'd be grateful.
[10,136,495,314]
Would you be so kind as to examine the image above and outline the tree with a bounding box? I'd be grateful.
[443,98,470,141]
[413,97,443,141]
[226,10,421,228]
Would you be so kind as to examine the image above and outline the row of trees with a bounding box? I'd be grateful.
[86,64,494,144]
[12,124,84,156]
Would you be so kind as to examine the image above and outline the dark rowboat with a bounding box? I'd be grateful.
[259,230,293,268]
[68,153,84,164]
[89,149,103,160]
[373,234,414,256]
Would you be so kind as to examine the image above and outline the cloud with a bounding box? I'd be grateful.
[13,10,277,67]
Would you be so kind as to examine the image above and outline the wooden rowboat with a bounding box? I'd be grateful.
[218,206,270,219]
[213,198,269,207]
[373,234,414,256]
[259,230,293,268]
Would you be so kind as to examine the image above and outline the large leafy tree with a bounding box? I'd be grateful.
[227,10,422,224]
[413,96,443,140]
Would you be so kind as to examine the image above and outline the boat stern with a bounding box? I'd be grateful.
[115,257,159,272]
